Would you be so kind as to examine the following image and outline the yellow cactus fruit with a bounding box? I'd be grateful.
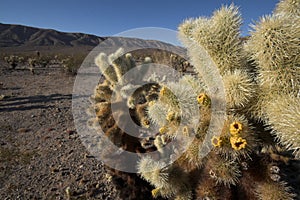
[230,136,247,150]
[211,136,223,147]
[197,93,211,107]
[229,121,243,136]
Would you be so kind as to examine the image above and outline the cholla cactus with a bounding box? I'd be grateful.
[4,55,19,69]
[88,1,299,199]
[255,181,296,200]
[179,4,246,75]
[245,0,300,160]
[139,1,298,199]
[95,48,137,87]
[170,54,191,73]
[274,0,300,16]
[87,48,167,198]
[137,157,192,200]
[265,95,300,159]
[28,58,36,74]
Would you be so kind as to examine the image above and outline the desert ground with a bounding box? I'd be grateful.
[0,63,124,199]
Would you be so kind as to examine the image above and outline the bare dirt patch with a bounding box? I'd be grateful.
[0,64,120,199]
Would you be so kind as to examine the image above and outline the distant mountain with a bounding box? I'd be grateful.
[0,23,185,56]
[0,23,105,48]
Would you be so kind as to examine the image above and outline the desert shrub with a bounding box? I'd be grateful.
[4,55,19,69]
[61,54,85,75]
[36,55,52,68]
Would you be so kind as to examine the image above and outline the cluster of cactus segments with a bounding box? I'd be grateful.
[2,51,87,75]
[4,55,23,69]
[89,0,299,199]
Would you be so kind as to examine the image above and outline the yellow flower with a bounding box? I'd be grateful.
[229,121,243,136]
[197,93,211,107]
[230,136,247,150]
[159,126,168,134]
[211,136,223,147]
[152,188,160,198]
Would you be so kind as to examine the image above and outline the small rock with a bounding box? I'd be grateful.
[86,188,97,198]
[84,154,94,159]
[95,183,100,189]
[61,171,70,176]
[60,167,69,171]
[51,167,59,173]
[17,128,31,133]
[65,186,71,199]
[0,94,6,100]
[72,189,85,196]
[75,176,82,182]
[47,128,55,132]
[50,187,57,191]
[79,178,90,185]
[66,130,76,135]
[68,135,78,140]
[28,165,34,170]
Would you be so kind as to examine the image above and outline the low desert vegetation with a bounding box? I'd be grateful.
[1,52,86,75]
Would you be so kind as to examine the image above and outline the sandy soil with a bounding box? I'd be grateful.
[0,64,120,199]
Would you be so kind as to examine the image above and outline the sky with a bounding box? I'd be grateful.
[0,0,279,39]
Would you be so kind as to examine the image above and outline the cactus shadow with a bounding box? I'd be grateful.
[0,93,72,112]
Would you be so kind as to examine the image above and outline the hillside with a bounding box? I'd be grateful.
[0,23,184,55]
[0,23,105,47]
